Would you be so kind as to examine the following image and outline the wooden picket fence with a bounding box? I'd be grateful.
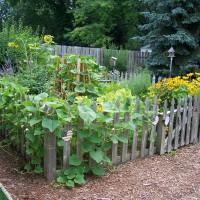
[0,95,200,180]
[101,71,162,84]
[54,45,150,72]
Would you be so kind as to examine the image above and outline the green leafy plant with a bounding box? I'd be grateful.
[103,47,128,72]
[122,68,152,97]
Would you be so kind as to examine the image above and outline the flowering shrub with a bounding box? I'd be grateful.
[148,73,200,104]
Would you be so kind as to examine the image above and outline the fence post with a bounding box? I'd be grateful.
[156,100,168,155]
[44,129,57,180]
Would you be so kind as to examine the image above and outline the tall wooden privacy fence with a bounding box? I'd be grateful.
[54,45,150,72]
[0,95,200,180]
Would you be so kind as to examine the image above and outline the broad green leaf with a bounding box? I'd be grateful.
[90,148,104,163]
[67,174,76,179]
[34,93,48,102]
[102,156,112,166]
[34,166,43,174]
[110,135,118,144]
[74,174,85,185]
[90,132,102,143]
[74,86,86,93]
[66,180,75,187]
[26,131,35,143]
[132,113,143,119]
[80,141,93,152]
[56,109,71,122]
[103,102,116,112]
[57,176,65,183]
[42,117,61,133]
[78,105,96,124]
[57,140,64,147]
[77,129,90,138]
[117,135,128,143]
[26,106,36,112]
[126,124,135,131]
[69,154,82,166]
[103,141,112,151]
[26,148,33,155]
[29,117,41,126]
[24,163,31,171]
[34,128,43,136]
[31,157,41,165]
[92,164,105,176]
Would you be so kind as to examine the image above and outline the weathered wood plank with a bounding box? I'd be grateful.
[131,98,140,159]
[191,95,199,143]
[167,98,175,152]
[186,96,193,145]
[43,129,57,180]
[112,101,120,164]
[180,96,188,146]
[121,112,130,162]
[149,96,158,155]
[174,99,181,149]
[156,100,168,154]
[140,97,149,158]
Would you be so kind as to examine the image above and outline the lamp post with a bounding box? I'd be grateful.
[168,47,175,78]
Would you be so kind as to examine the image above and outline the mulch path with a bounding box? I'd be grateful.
[1,140,200,200]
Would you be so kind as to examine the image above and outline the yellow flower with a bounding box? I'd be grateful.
[186,73,194,77]
[8,43,18,48]
[43,35,53,44]
[182,76,189,80]
[97,104,103,112]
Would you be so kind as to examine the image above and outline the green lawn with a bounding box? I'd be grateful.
[0,188,8,200]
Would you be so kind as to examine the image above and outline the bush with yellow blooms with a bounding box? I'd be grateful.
[147,73,200,104]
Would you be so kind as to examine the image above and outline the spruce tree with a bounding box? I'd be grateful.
[138,0,200,75]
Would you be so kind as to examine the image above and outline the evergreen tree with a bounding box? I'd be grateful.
[137,0,200,75]
[0,0,11,31]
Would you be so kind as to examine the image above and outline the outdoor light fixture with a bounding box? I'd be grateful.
[168,47,175,78]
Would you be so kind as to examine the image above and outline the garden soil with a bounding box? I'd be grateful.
[1,140,200,200]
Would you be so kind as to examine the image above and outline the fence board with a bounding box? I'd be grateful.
[181,96,188,146]
[122,112,130,162]
[149,96,158,155]
[174,99,181,149]
[131,98,140,159]
[186,96,193,145]
[156,100,168,154]
[43,129,57,180]
[167,98,175,152]
[140,97,149,158]
[112,101,120,164]
[191,95,199,143]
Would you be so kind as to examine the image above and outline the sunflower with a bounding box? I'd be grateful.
[43,35,53,44]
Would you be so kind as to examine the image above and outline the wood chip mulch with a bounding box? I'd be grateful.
[1,141,200,200]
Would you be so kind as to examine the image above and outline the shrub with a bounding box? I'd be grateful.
[103,47,128,72]
[148,73,200,104]
[123,68,152,97]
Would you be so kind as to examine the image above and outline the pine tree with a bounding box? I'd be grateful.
[138,0,200,75]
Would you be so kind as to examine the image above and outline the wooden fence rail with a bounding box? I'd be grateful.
[1,95,200,180]
[54,45,150,72]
